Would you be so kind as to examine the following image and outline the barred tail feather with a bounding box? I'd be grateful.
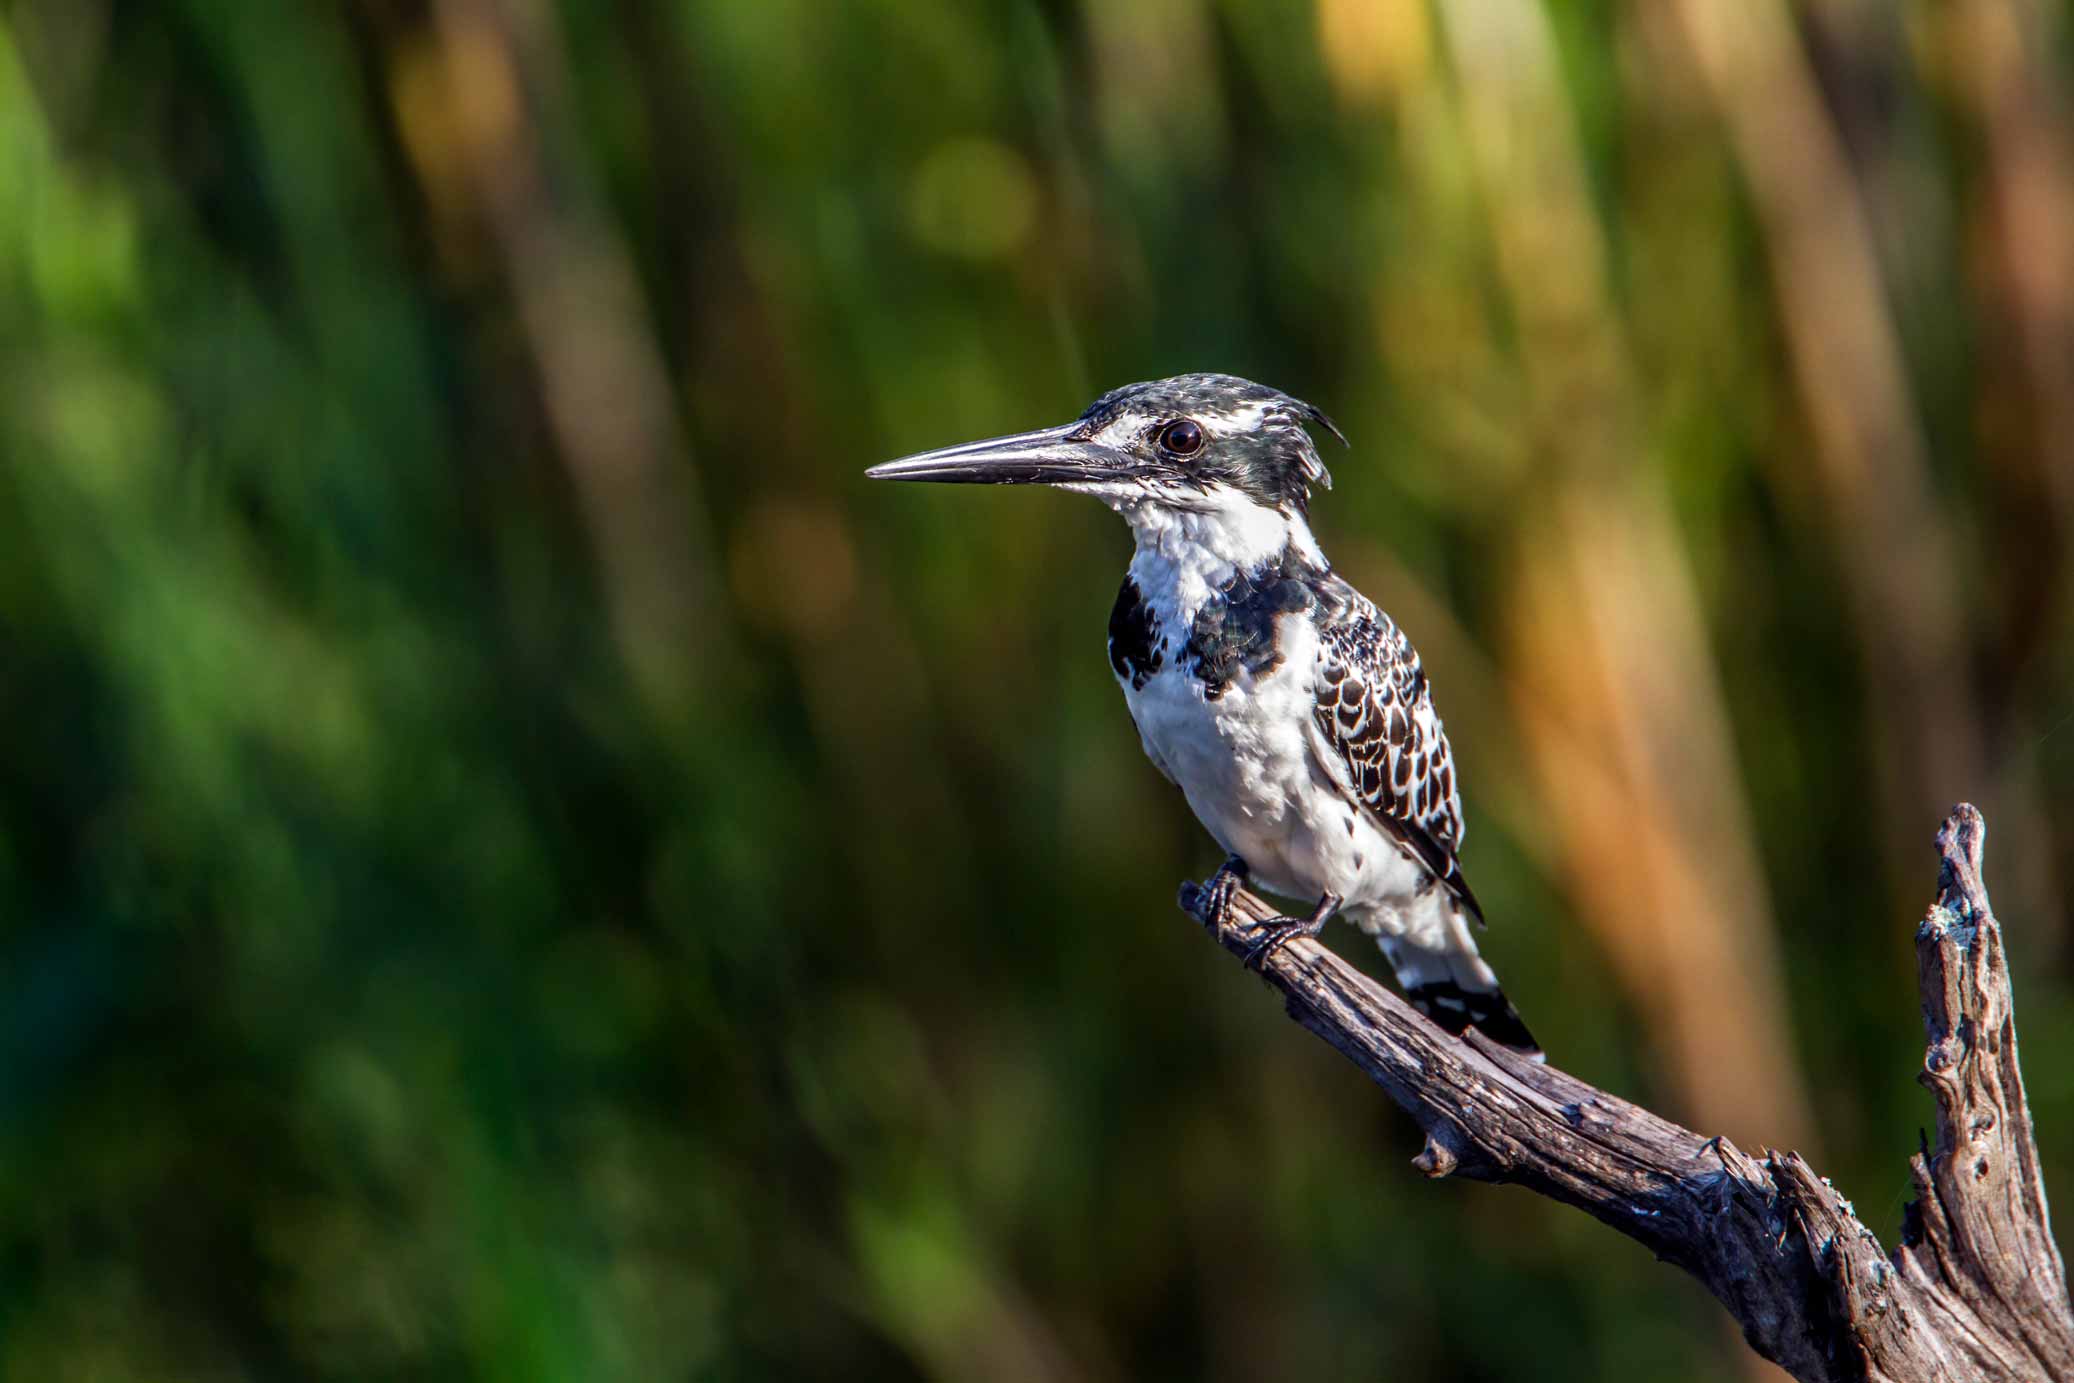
[1404,976,1541,1057]
[1379,926,1542,1060]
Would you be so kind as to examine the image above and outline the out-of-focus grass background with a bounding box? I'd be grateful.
[2,0,2070,1378]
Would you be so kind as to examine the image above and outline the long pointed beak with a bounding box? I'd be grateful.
[867,423,1139,486]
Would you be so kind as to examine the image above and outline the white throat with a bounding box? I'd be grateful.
[1116,495,1326,617]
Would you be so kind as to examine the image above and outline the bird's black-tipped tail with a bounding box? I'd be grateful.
[1404,979,1542,1060]
[1380,933,1543,1060]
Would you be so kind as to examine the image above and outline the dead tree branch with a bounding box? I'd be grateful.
[1180,804,2072,1382]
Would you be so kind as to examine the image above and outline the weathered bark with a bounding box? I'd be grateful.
[1180,805,2072,1382]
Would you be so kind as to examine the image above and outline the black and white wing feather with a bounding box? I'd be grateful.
[1308,583,1484,923]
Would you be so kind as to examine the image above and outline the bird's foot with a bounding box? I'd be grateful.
[1180,854,1250,930]
[1241,891,1343,971]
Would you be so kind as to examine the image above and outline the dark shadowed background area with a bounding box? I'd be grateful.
[2,0,2071,1378]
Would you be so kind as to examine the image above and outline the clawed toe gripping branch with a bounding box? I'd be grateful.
[1180,806,2074,1383]
[1180,856,1342,972]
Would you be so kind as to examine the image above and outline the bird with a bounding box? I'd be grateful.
[867,373,1540,1057]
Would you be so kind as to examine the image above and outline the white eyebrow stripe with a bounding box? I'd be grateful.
[1200,400,1276,435]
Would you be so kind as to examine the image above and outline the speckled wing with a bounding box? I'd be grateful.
[1308,587,1484,923]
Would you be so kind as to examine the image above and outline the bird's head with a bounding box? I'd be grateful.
[867,374,1346,521]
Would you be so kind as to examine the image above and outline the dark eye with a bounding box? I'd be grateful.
[1159,419,1204,456]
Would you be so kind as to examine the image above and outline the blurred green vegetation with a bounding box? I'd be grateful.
[1,0,2071,1378]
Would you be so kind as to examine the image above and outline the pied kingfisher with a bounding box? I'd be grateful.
[868,374,1539,1056]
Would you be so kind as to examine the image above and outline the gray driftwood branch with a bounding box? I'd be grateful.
[1180,804,2072,1382]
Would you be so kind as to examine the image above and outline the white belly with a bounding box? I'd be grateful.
[1121,625,1426,915]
